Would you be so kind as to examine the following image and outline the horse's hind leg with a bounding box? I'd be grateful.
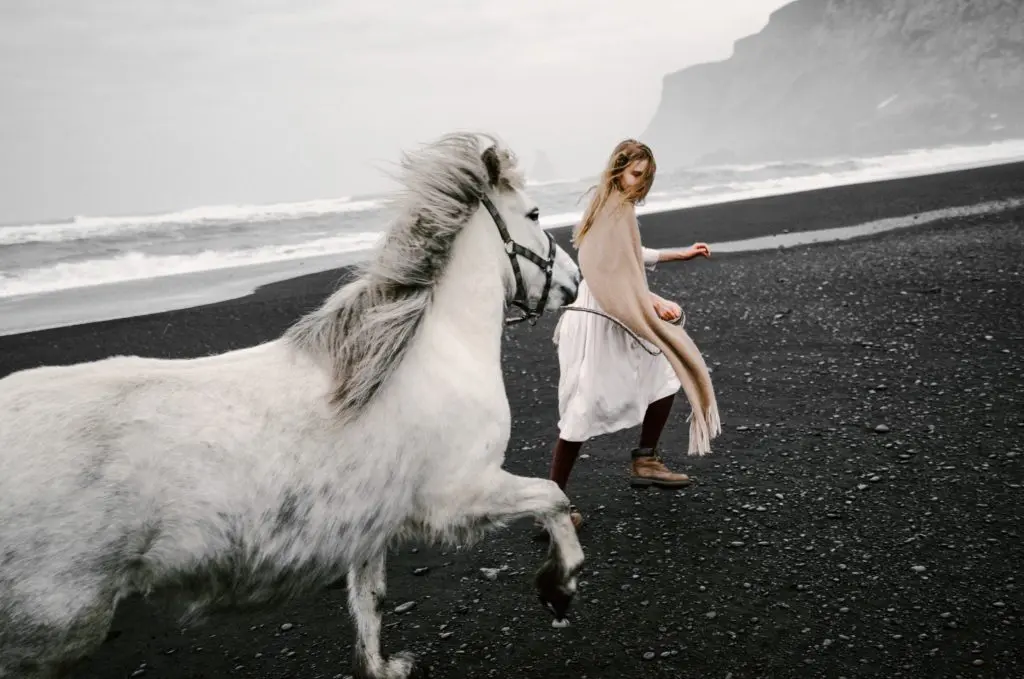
[0,583,116,679]
[442,470,585,623]
[346,553,427,679]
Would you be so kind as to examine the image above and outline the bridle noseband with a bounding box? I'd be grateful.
[478,192,556,326]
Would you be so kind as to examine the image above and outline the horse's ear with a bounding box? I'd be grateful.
[481,145,502,187]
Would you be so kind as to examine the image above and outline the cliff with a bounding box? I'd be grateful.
[642,0,1024,168]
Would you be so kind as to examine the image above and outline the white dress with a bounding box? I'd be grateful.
[554,246,681,443]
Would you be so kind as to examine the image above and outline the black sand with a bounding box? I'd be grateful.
[1,162,1022,679]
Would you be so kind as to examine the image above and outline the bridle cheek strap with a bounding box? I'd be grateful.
[478,192,556,326]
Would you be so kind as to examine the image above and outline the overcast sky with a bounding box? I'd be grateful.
[0,0,790,223]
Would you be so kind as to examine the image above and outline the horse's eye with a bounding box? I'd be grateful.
[526,208,539,222]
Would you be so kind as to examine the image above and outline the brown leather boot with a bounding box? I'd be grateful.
[568,505,583,531]
[629,447,691,488]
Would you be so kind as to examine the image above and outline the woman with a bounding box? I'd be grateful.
[548,139,721,531]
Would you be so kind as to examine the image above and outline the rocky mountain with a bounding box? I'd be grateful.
[643,0,1024,168]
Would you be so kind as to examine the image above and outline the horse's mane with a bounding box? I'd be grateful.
[284,132,525,420]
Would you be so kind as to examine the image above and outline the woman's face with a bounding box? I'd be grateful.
[618,158,649,190]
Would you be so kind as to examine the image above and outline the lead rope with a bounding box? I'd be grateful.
[505,305,684,357]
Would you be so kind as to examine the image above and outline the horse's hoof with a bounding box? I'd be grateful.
[534,559,576,621]
[354,651,427,679]
[389,651,428,679]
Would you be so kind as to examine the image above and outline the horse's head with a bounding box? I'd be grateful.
[478,143,580,323]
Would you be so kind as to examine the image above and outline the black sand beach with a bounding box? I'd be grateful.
[1,162,1023,679]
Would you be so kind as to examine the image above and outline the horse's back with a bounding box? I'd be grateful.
[0,346,287,528]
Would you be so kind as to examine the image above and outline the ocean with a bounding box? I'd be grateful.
[2,138,1024,326]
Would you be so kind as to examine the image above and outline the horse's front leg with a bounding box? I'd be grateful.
[346,553,427,679]
[451,470,585,624]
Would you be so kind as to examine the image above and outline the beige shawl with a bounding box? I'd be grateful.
[577,194,722,455]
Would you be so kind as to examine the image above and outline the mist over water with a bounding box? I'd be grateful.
[2,138,1023,300]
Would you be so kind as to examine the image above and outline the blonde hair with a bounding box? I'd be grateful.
[572,139,656,247]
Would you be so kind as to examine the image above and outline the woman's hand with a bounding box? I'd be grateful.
[677,242,711,261]
[652,295,682,322]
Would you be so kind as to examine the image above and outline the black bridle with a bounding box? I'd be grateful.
[478,192,557,326]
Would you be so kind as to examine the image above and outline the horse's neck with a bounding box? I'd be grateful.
[425,212,507,363]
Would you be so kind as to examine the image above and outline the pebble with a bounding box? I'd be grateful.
[394,601,417,614]
[551,618,570,629]
[874,424,891,433]
[912,565,927,573]
[643,651,656,661]
[280,623,294,631]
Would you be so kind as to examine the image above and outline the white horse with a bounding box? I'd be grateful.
[0,132,585,679]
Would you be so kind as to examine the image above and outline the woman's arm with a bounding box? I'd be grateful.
[651,242,711,262]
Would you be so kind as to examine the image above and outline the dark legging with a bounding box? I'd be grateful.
[549,394,675,491]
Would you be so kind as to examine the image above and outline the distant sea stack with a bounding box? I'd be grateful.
[643,0,1024,169]
[531,150,557,182]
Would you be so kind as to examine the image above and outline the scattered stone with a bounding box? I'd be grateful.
[394,601,417,614]
[912,565,927,573]
[875,424,891,434]
[280,623,294,632]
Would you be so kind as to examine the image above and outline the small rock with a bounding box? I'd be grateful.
[551,618,570,629]
[874,424,890,434]
[479,568,501,581]
[912,565,926,573]
[642,651,656,661]
[394,601,417,614]
[413,567,429,576]
[280,623,294,632]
